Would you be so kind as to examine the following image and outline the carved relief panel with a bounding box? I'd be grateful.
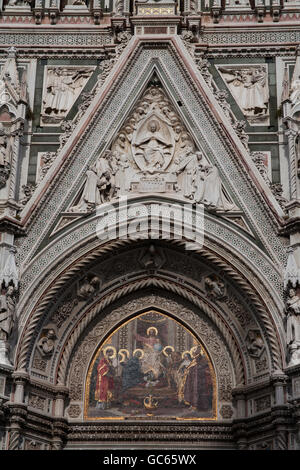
[40,66,95,126]
[69,80,239,213]
[217,65,270,126]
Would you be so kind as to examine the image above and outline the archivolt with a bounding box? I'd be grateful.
[55,276,245,387]
[15,238,284,375]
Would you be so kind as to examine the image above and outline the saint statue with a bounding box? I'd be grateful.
[291,79,300,108]
[0,285,16,345]
[0,135,8,166]
[286,288,300,365]
[195,164,235,210]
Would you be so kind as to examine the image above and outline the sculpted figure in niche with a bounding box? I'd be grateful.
[0,285,16,342]
[0,133,11,189]
[220,65,269,121]
[139,244,165,269]
[286,288,300,366]
[291,78,300,108]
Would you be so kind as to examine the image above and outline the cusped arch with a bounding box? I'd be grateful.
[65,293,236,421]
[83,309,218,421]
[15,231,285,378]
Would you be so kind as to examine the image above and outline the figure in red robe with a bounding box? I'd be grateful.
[179,346,213,412]
[95,353,115,409]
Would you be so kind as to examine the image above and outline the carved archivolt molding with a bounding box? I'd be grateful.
[56,278,243,389]
[15,238,283,375]
[17,37,285,270]
[66,292,236,416]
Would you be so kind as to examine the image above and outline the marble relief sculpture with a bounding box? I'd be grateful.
[41,67,94,125]
[0,131,11,190]
[7,0,31,6]
[286,288,300,366]
[218,65,269,125]
[70,82,238,213]
[0,285,16,366]
[0,286,16,342]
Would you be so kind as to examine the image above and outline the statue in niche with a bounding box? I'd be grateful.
[219,65,269,122]
[290,79,300,107]
[0,133,11,189]
[0,285,16,342]
[286,288,300,366]
[70,150,116,212]
[139,244,166,270]
[115,0,124,16]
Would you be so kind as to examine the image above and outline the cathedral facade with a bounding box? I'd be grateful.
[0,0,300,451]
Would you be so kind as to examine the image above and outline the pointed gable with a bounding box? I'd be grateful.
[17,36,286,273]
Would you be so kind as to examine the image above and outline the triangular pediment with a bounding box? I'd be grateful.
[63,73,239,218]
[18,36,285,267]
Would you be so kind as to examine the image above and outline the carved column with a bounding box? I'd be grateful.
[286,129,299,200]
[232,389,248,449]
[272,371,287,406]
[12,371,29,404]
[54,386,68,418]
[52,386,69,450]
[7,404,27,450]
[235,392,246,418]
